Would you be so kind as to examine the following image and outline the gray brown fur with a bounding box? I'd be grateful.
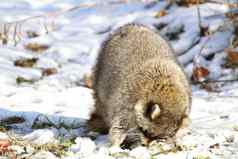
[88,24,191,146]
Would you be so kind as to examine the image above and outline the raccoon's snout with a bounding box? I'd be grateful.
[145,102,161,121]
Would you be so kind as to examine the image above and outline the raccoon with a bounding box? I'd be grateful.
[88,24,191,147]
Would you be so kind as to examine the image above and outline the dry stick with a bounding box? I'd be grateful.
[193,78,238,84]
[2,23,11,44]
[17,23,22,43]
[196,0,202,35]
[192,37,210,69]
[43,21,49,34]
[3,23,10,36]
[193,0,203,66]
[196,0,236,5]
[207,0,233,4]
[13,23,18,46]
[193,0,216,67]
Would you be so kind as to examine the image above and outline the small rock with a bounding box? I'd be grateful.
[42,68,58,76]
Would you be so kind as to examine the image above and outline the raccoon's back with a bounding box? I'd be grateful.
[93,24,176,100]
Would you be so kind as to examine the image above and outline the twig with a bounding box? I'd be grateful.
[207,0,234,4]
[43,22,49,34]
[193,78,238,84]
[2,23,11,44]
[196,0,202,35]
[192,37,211,67]
[13,23,18,46]
[192,0,206,66]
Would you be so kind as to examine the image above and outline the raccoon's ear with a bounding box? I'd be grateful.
[135,100,161,121]
[149,104,161,120]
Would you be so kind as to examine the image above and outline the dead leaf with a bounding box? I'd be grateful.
[155,10,167,18]
[0,34,8,45]
[192,66,209,82]
[0,116,25,125]
[0,140,10,152]
[200,25,209,37]
[14,58,38,68]
[209,143,220,149]
[42,68,58,76]
[83,74,93,88]
[232,24,238,47]
[155,23,167,31]
[0,139,16,159]
[16,77,36,84]
[177,0,205,6]
[225,48,238,66]
[226,136,234,143]
[220,115,229,119]
[0,124,9,132]
[233,125,238,131]
[26,31,40,38]
[25,43,50,52]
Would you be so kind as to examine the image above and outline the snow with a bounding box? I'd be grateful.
[31,151,58,159]
[23,129,56,144]
[0,0,238,158]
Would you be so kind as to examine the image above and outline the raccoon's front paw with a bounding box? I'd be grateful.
[121,131,150,149]
[109,127,127,147]
[175,116,191,139]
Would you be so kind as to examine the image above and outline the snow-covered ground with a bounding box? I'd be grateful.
[0,0,238,158]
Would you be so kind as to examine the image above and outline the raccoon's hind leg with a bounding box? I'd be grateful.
[88,113,108,134]
[87,100,109,134]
